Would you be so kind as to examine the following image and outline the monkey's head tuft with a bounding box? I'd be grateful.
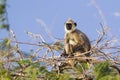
[65,18,77,33]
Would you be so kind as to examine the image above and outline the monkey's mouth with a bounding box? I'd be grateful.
[66,23,72,30]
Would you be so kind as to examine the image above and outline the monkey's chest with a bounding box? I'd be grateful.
[69,38,77,46]
[67,33,78,46]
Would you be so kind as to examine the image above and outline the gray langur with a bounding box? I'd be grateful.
[62,18,91,57]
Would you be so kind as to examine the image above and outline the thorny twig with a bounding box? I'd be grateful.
[26,31,45,43]
[10,29,23,60]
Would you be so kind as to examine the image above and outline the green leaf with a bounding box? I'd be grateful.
[0,17,5,22]
[76,62,89,73]
[0,64,11,80]
[0,24,7,29]
[18,59,31,65]
[0,38,10,49]
[94,61,111,80]
[0,4,5,14]
[99,75,120,80]
[58,73,70,80]
[45,71,58,80]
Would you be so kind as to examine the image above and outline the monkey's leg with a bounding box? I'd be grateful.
[61,44,71,57]
[65,44,73,57]
[68,44,74,57]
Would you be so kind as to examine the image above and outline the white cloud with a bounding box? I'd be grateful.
[113,12,120,17]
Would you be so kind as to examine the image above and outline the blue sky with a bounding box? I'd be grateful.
[2,0,120,51]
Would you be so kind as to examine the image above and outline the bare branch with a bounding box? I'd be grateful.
[10,29,23,60]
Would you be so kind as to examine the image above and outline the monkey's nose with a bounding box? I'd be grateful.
[66,26,72,30]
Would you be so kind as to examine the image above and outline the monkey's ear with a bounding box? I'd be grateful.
[74,23,77,26]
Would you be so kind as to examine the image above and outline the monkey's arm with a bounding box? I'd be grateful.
[64,33,69,44]
[72,33,85,52]
[73,33,84,46]
[61,34,70,57]
[75,32,91,52]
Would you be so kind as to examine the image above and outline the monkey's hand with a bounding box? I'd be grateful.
[61,50,69,58]
[61,53,69,58]
[61,50,74,58]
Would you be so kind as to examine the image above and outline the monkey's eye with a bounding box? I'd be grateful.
[66,23,72,30]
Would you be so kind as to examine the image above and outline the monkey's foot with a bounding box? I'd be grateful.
[61,53,69,58]
[68,54,74,58]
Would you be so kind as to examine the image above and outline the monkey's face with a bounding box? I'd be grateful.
[65,23,77,33]
[66,23,72,30]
